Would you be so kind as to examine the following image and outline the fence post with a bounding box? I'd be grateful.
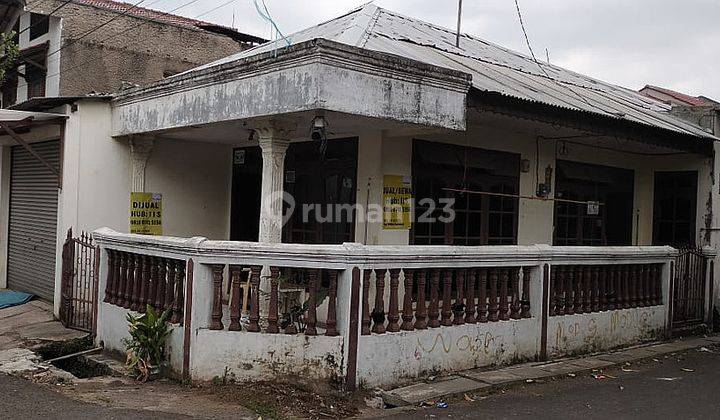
[336,266,360,390]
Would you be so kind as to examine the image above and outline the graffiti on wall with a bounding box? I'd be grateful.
[414,330,505,361]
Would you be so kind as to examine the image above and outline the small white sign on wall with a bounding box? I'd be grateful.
[587,201,600,216]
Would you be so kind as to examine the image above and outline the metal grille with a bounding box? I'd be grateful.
[7,141,60,300]
[60,229,99,332]
[672,248,707,328]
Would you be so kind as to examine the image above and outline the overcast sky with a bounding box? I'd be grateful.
[155,0,720,100]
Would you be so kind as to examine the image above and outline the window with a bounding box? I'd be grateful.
[25,61,46,99]
[412,140,520,245]
[653,171,697,248]
[29,13,50,41]
[554,160,634,246]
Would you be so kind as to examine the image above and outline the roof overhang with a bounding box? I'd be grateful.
[469,90,718,156]
[111,38,472,137]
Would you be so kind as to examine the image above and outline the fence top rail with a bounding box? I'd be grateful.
[93,228,680,269]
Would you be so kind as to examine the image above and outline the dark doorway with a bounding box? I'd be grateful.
[230,146,262,241]
[653,171,698,248]
[554,160,634,246]
[283,138,358,244]
[411,139,520,245]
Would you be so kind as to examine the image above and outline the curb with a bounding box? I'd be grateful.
[380,335,720,407]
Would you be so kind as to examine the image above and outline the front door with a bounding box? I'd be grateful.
[653,171,698,248]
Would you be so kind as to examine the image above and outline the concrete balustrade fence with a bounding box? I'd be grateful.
[93,228,700,389]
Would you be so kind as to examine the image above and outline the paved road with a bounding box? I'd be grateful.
[0,373,189,420]
[386,345,720,420]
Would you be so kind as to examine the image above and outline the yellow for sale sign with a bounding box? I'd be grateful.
[130,192,163,235]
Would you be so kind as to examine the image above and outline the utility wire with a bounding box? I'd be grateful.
[45,0,150,61]
[513,0,608,114]
[42,0,231,81]
[254,0,290,48]
[16,0,73,37]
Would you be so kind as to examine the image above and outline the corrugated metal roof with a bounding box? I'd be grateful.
[187,4,716,140]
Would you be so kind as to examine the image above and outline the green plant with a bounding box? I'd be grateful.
[0,31,19,83]
[124,305,171,382]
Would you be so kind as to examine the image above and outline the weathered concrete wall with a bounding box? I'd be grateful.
[111,40,470,136]
[548,307,666,357]
[26,0,245,97]
[358,319,539,388]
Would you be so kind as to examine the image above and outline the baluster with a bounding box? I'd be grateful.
[441,269,453,326]
[247,266,261,332]
[477,268,488,322]
[599,266,607,311]
[361,270,371,335]
[520,268,531,318]
[387,269,401,332]
[131,255,142,311]
[401,269,415,331]
[465,269,477,323]
[556,266,566,315]
[325,270,339,336]
[155,259,166,311]
[111,250,122,305]
[414,270,428,329]
[629,265,639,307]
[228,266,243,331]
[636,265,645,307]
[488,268,499,322]
[209,265,224,330]
[428,269,441,328]
[510,268,522,319]
[148,256,158,310]
[104,250,116,304]
[582,266,592,313]
[306,269,320,336]
[165,260,177,314]
[499,269,510,321]
[644,264,652,306]
[122,253,134,309]
[139,255,150,312]
[573,266,583,314]
[266,267,280,334]
[453,269,466,325]
[606,266,615,310]
[654,264,662,305]
[610,265,619,310]
[171,260,185,324]
[565,266,575,315]
[372,269,387,334]
[591,266,600,312]
[549,266,557,316]
[622,265,631,309]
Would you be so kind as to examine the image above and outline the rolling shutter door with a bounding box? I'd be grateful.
[7,140,60,300]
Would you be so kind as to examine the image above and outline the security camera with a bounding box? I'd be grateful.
[310,116,327,141]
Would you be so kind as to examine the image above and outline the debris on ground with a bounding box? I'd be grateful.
[656,377,681,381]
[203,378,363,419]
[621,367,638,372]
[436,401,448,408]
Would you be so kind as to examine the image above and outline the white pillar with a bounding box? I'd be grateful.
[129,137,154,193]
[256,125,293,244]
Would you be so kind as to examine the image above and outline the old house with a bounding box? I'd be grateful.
[640,85,720,137]
[0,5,718,387]
[0,0,263,302]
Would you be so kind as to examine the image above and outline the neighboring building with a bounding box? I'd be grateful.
[640,85,720,136]
[1,5,718,386]
[1,0,264,107]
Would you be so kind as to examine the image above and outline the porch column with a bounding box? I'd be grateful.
[256,123,294,243]
[129,136,154,192]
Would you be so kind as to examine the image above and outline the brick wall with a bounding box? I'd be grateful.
[27,0,248,95]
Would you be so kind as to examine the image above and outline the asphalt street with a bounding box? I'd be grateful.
[385,344,720,420]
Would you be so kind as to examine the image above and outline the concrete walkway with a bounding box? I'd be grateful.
[382,335,720,407]
[0,299,86,375]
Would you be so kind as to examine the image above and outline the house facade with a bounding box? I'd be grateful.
[0,5,718,387]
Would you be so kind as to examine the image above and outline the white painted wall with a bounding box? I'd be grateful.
[15,13,61,103]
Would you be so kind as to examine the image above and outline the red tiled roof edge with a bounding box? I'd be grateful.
[73,0,215,30]
[642,84,711,107]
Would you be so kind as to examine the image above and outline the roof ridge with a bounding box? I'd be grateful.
[335,3,380,47]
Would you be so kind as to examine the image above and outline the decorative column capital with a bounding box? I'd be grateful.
[254,119,299,144]
[129,136,154,192]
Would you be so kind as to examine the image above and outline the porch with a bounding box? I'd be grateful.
[92,228,715,388]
